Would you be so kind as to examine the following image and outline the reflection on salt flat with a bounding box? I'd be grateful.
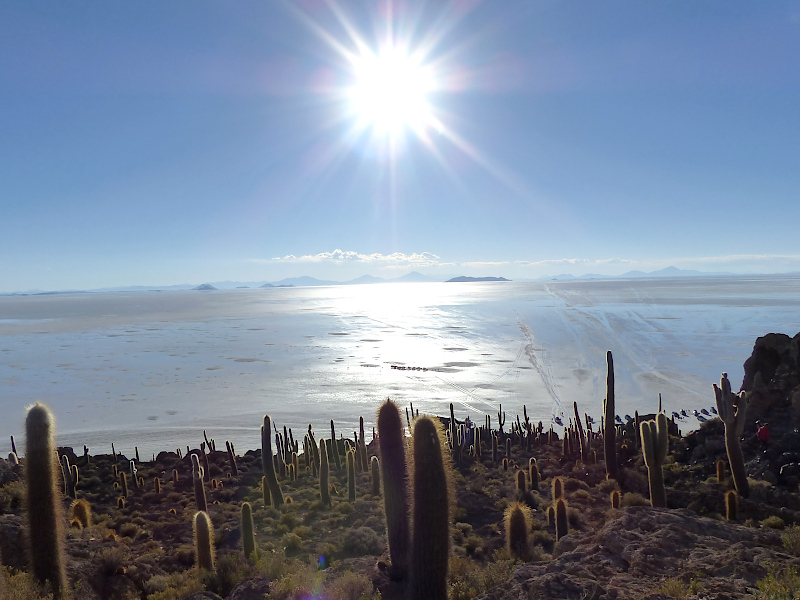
[1,276,799,456]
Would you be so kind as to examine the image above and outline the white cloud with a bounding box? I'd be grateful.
[256,249,442,267]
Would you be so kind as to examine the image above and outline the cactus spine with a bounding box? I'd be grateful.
[319,438,331,505]
[504,502,532,560]
[347,449,356,501]
[241,502,256,560]
[377,399,410,582]
[714,373,750,498]
[604,351,618,480]
[261,415,284,507]
[25,403,66,598]
[410,416,449,600]
[725,490,737,521]
[193,511,215,573]
[555,498,569,541]
[191,453,207,512]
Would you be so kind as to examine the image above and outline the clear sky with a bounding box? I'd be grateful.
[2,1,799,291]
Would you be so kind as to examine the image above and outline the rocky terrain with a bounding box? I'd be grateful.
[0,332,798,600]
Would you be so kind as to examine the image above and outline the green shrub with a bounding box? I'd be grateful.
[782,526,800,556]
[756,562,800,599]
[325,570,376,600]
[657,576,690,599]
[761,516,785,530]
[342,526,384,556]
[448,555,515,600]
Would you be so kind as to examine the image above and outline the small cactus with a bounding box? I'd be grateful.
[552,476,563,501]
[725,490,737,521]
[241,502,256,560]
[610,489,621,509]
[504,502,532,560]
[547,505,555,527]
[261,476,271,506]
[716,459,726,483]
[70,499,92,529]
[529,458,539,490]
[193,511,215,573]
[555,498,569,541]
[640,413,669,508]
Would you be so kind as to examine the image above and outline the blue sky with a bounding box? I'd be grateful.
[2,1,799,291]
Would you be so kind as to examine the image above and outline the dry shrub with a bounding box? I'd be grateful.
[325,570,376,600]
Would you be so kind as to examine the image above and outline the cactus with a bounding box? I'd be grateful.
[552,476,563,501]
[725,490,737,521]
[370,455,381,496]
[555,498,569,541]
[573,401,588,462]
[716,459,727,483]
[10,435,17,456]
[8,452,19,465]
[714,373,750,498]
[24,403,66,598]
[529,458,539,490]
[497,404,506,433]
[330,420,341,471]
[640,413,669,508]
[516,469,527,497]
[61,456,76,498]
[359,416,369,471]
[154,477,161,493]
[115,469,127,498]
[193,511,215,573]
[130,459,138,488]
[491,434,498,462]
[319,438,331,505]
[226,441,239,477]
[610,489,621,509]
[261,476,271,506]
[410,416,449,600]
[191,453,207,512]
[604,351,618,480]
[347,449,356,501]
[504,502,532,560]
[505,438,511,458]
[70,499,92,528]
[241,502,256,560]
[117,496,125,509]
[172,469,179,484]
[377,399,410,582]
[261,415,284,507]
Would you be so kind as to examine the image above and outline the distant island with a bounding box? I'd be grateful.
[446,276,510,282]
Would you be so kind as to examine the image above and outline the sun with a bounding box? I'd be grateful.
[347,45,437,135]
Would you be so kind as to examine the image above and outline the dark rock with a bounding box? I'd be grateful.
[226,578,271,600]
[0,514,27,569]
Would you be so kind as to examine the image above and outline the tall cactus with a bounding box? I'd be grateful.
[640,412,669,508]
[377,399,410,582]
[410,416,450,600]
[319,438,331,505]
[347,449,356,501]
[25,403,66,598]
[261,415,284,507]
[191,453,207,512]
[714,373,750,499]
[370,455,381,496]
[330,420,341,471]
[604,351,618,480]
[359,416,368,471]
[193,511,215,573]
[241,502,256,560]
[529,458,539,490]
[226,441,238,477]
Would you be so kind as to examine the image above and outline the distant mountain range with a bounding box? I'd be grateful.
[5,266,788,296]
[541,266,735,281]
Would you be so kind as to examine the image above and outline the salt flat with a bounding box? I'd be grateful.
[1,275,798,457]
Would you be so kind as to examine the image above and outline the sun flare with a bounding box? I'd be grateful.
[348,46,437,134]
